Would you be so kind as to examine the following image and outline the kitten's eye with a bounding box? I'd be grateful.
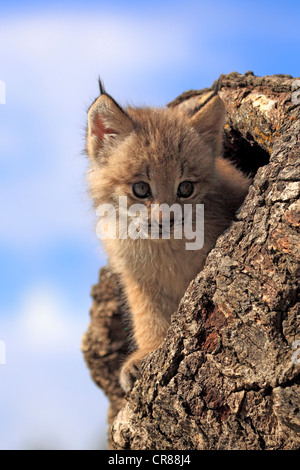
[133,181,151,198]
[177,181,194,198]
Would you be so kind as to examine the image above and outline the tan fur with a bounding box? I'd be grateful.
[86,90,252,392]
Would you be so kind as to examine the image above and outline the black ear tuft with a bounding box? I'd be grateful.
[98,77,106,95]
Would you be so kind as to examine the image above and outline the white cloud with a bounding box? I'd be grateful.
[0,12,191,105]
[0,282,109,449]
[2,282,87,354]
[15,284,78,352]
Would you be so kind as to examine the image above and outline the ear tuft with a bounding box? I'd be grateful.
[98,77,106,95]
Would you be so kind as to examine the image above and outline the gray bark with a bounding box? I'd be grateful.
[81,72,300,450]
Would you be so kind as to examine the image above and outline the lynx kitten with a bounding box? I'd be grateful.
[86,81,251,392]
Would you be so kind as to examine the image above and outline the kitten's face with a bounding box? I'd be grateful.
[86,90,225,239]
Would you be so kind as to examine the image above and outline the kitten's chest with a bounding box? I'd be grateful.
[106,235,207,292]
[134,240,206,300]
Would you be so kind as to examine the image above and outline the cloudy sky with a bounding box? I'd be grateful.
[0,0,299,450]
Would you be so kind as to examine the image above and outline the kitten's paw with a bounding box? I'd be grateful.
[119,353,143,393]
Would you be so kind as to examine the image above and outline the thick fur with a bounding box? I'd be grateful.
[86,90,251,392]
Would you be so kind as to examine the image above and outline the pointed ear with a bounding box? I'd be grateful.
[87,93,134,161]
[190,95,225,157]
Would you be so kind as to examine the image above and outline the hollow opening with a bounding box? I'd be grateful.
[222,127,270,177]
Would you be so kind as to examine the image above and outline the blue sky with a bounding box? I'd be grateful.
[0,0,299,450]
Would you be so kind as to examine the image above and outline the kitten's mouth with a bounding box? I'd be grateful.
[147,222,175,237]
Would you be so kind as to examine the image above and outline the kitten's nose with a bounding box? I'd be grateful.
[158,211,174,226]
[158,217,174,228]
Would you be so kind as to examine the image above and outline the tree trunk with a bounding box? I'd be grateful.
[81,72,300,450]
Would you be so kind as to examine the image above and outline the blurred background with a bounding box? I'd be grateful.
[0,0,298,450]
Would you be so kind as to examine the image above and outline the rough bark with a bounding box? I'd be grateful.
[81,72,300,450]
